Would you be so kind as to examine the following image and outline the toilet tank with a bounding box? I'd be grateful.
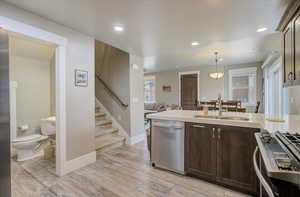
[40,116,56,135]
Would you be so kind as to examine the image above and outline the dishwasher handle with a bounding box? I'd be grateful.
[152,123,184,129]
[253,147,275,197]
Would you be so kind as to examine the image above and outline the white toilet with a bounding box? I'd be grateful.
[12,116,56,161]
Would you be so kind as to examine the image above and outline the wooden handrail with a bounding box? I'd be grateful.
[95,74,129,108]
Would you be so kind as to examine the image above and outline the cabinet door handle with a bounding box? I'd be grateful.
[192,125,205,128]
[217,128,221,139]
[288,72,294,81]
[212,128,215,138]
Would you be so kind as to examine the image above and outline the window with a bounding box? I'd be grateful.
[229,67,257,107]
[144,76,156,104]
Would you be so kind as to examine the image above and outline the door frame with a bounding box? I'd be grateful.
[178,71,200,107]
[0,16,68,176]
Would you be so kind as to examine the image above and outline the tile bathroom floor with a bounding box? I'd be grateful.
[12,141,252,197]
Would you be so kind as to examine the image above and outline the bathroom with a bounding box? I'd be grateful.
[9,35,57,172]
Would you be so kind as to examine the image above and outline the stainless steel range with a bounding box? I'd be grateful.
[254,131,300,197]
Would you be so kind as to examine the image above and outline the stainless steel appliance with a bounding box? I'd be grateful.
[254,131,300,197]
[151,120,185,174]
[0,29,11,196]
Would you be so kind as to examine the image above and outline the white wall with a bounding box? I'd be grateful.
[0,2,95,161]
[146,62,263,107]
[130,55,145,140]
[10,36,55,136]
[286,86,300,115]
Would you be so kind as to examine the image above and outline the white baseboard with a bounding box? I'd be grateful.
[129,133,146,145]
[95,98,129,141]
[63,151,96,175]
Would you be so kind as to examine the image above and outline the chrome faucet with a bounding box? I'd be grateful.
[217,94,222,117]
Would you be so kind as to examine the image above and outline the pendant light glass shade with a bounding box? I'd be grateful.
[209,72,224,79]
[209,52,224,79]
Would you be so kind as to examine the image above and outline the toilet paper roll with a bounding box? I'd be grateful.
[18,124,29,131]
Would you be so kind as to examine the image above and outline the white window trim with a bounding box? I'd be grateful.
[228,67,257,107]
[264,57,283,118]
[178,71,200,107]
[144,75,156,104]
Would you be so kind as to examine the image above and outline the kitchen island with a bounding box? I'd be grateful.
[147,110,300,196]
[147,110,300,134]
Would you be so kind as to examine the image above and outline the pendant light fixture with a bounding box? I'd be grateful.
[209,52,224,79]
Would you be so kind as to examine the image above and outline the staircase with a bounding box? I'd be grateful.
[94,103,125,153]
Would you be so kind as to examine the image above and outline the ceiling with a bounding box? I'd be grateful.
[4,0,289,72]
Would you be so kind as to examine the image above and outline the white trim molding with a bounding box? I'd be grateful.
[264,56,283,119]
[64,151,96,175]
[9,81,18,141]
[178,71,200,107]
[129,133,146,145]
[228,67,257,107]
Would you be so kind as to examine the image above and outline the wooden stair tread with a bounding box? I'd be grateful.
[95,112,105,117]
[96,120,112,126]
[95,135,125,150]
[95,127,118,137]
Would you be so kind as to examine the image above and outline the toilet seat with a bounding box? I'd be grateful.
[12,134,48,144]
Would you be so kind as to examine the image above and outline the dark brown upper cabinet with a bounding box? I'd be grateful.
[294,11,300,85]
[283,8,300,87]
[283,22,294,86]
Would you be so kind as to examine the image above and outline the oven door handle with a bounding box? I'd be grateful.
[253,147,275,197]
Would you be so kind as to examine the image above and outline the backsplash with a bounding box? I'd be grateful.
[286,86,300,115]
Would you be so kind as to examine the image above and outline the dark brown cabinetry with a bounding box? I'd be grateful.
[284,23,293,86]
[283,8,300,87]
[293,11,300,84]
[185,123,259,195]
[185,123,217,181]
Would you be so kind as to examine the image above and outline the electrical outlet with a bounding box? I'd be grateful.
[290,97,295,103]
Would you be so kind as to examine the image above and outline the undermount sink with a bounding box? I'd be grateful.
[194,115,219,119]
[219,116,249,121]
[194,115,249,121]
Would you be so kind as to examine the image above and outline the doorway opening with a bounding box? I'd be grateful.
[178,71,200,110]
[0,16,68,180]
[9,35,59,186]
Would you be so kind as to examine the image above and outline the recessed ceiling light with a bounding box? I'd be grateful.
[191,41,199,46]
[219,58,223,61]
[256,27,267,32]
[114,26,124,32]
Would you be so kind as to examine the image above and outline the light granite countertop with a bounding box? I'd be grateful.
[147,110,300,134]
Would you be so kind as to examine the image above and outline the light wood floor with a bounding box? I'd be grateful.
[12,141,251,197]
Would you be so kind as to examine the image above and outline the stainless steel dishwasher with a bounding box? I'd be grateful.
[151,119,185,174]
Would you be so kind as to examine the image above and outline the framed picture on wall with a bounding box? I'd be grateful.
[75,69,88,87]
[162,85,171,92]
